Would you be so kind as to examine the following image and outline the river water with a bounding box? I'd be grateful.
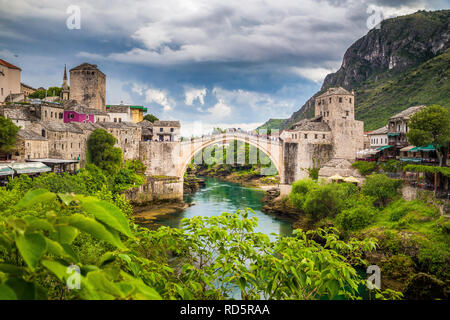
[154,177,293,238]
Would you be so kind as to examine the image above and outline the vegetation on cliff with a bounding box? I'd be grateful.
[287,176,449,298]
[259,10,450,132]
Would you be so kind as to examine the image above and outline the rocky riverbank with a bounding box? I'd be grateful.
[193,164,280,188]
[133,200,193,230]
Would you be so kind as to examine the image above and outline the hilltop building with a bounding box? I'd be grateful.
[0,59,21,103]
[69,63,106,112]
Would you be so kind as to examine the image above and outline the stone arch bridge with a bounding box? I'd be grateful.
[138,131,334,199]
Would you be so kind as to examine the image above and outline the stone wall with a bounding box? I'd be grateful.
[124,177,183,204]
[139,141,181,177]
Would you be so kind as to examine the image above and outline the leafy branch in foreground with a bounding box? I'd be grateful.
[0,188,401,300]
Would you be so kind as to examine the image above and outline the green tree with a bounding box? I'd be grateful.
[407,105,450,166]
[87,129,123,174]
[361,174,403,207]
[28,87,62,99]
[143,114,159,123]
[0,116,20,153]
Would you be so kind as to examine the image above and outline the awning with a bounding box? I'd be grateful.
[376,145,393,151]
[8,162,51,174]
[343,176,360,183]
[400,145,416,152]
[329,174,345,181]
[400,157,422,163]
[410,145,436,152]
[387,133,400,137]
[0,165,14,176]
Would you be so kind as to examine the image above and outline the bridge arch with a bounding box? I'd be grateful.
[177,134,284,182]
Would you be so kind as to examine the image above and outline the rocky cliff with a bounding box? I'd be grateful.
[264,10,450,131]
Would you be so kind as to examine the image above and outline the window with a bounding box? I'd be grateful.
[346,111,349,116]
[304,134,308,139]
[114,118,117,122]
[315,134,318,139]
[329,98,331,103]
[51,112,53,118]
[54,144,56,149]
[349,98,352,104]
[119,118,122,123]
[327,111,329,117]
[69,113,74,119]
[62,144,64,150]
[339,97,342,103]
[323,134,325,139]
[170,128,174,132]
[160,128,163,132]
[41,129,46,137]
[59,113,63,119]
[86,115,89,120]
[71,143,73,148]
[1,88,2,95]
[125,138,128,144]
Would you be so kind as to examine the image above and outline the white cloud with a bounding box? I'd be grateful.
[180,121,264,137]
[207,99,231,118]
[145,88,173,112]
[184,87,207,106]
[290,67,336,83]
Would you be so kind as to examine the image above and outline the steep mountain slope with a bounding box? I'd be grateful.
[260,10,450,131]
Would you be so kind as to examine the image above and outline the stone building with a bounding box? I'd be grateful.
[368,125,388,149]
[106,104,147,123]
[63,100,109,124]
[0,59,21,103]
[137,120,153,141]
[99,122,142,160]
[15,129,49,161]
[0,104,40,128]
[387,105,426,153]
[314,87,364,159]
[20,83,36,98]
[28,122,85,161]
[40,102,65,123]
[69,63,106,112]
[279,87,364,183]
[153,120,181,142]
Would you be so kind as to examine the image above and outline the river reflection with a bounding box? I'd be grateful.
[154,177,292,238]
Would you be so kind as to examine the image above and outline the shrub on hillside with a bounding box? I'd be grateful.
[361,174,403,206]
[352,161,378,176]
[303,184,343,221]
[290,179,318,210]
[336,205,377,231]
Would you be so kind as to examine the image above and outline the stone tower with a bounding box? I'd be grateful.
[61,64,70,101]
[69,63,106,111]
[315,87,364,159]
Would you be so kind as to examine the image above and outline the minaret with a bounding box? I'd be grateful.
[61,64,70,101]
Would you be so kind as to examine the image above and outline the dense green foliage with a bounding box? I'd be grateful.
[289,175,449,296]
[361,174,403,206]
[0,181,400,300]
[87,129,123,174]
[143,114,159,123]
[0,116,20,153]
[407,105,450,165]
[28,87,62,99]
[352,161,378,176]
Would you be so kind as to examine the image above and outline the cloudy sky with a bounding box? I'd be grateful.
[1,0,448,136]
